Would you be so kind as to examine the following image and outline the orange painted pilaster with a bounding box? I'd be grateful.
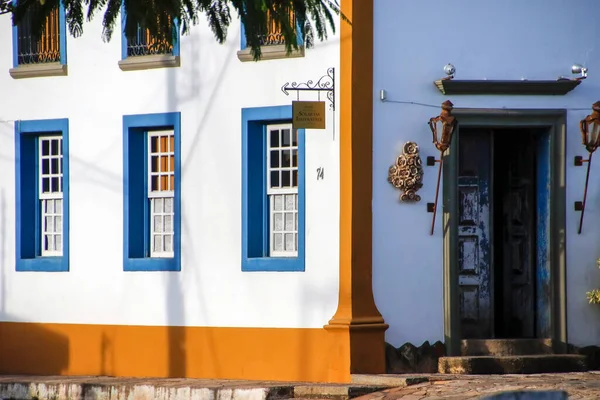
[325,0,388,380]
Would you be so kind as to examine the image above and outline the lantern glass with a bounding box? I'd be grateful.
[586,120,600,147]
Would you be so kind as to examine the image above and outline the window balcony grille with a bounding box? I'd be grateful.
[259,9,296,46]
[16,6,60,65]
[127,24,174,57]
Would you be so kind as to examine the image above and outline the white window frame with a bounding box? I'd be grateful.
[148,129,175,258]
[38,135,63,257]
[266,123,299,257]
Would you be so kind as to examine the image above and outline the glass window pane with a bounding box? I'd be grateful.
[285,213,294,231]
[273,233,283,251]
[284,233,294,251]
[151,156,159,173]
[292,129,298,146]
[51,177,59,192]
[282,150,291,167]
[45,235,54,251]
[154,198,164,213]
[151,136,158,152]
[51,158,59,174]
[42,140,49,156]
[160,156,168,173]
[270,150,280,168]
[285,194,295,211]
[51,139,59,155]
[282,129,290,146]
[165,235,173,252]
[292,170,298,187]
[270,129,279,147]
[282,170,291,187]
[45,216,54,233]
[154,215,163,232]
[274,213,283,231]
[273,195,283,211]
[55,234,62,252]
[42,178,49,193]
[153,235,163,252]
[42,159,49,175]
[270,171,279,188]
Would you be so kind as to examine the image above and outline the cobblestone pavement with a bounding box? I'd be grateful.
[354,372,600,400]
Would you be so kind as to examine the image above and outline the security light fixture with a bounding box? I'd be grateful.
[426,100,457,235]
[575,101,600,234]
[443,63,455,80]
[572,64,588,80]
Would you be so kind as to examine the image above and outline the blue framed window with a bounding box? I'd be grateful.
[11,2,67,67]
[120,6,180,60]
[123,112,181,272]
[15,118,70,272]
[240,8,303,50]
[242,106,305,272]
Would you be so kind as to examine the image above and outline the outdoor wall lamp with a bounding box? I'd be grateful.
[572,64,588,80]
[426,100,457,235]
[574,101,600,234]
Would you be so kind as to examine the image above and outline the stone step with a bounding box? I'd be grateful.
[438,354,587,374]
[461,339,555,356]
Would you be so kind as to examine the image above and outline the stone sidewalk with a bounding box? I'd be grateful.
[2,373,600,400]
[0,375,395,400]
[354,372,600,399]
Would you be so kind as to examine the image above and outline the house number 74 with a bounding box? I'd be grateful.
[317,167,325,180]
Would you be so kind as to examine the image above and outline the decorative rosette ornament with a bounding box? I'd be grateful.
[388,141,424,202]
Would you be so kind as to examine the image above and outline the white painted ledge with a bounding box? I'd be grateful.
[237,45,305,62]
[9,63,68,79]
[118,54,181,71]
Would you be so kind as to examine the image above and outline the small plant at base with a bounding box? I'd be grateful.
[586,258,600,304]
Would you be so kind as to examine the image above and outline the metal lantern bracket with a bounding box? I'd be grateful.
[574,101,600,234]
[281,67,335,111]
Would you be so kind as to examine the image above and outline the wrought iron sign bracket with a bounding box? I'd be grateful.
[281,67,335,111]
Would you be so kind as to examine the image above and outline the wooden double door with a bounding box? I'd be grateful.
[457,128,548,339]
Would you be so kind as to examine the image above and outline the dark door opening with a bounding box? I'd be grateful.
[493,129,536,339]
[457,128,550,340]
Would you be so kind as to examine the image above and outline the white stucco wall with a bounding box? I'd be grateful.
[0,12,340,328]
[373,0,600,348]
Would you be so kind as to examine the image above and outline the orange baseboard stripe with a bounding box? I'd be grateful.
[0,322,342,383]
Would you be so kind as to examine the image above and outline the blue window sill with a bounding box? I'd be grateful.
[242,256,305,272]
[124,257,180,272]
[16,257,69,272]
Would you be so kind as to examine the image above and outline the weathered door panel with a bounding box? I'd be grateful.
[501,132,536,338]
[457,130,492,339]
[536,131,552,337]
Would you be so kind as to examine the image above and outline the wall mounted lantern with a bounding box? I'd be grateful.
[575,101,600,234]
[426,100,457,235]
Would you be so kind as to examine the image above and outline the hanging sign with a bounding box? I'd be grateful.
[292,101,326,129]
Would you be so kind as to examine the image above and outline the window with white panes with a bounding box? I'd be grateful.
[39,135,63,256]
[267,123,298,257]
[148,130,175,258]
